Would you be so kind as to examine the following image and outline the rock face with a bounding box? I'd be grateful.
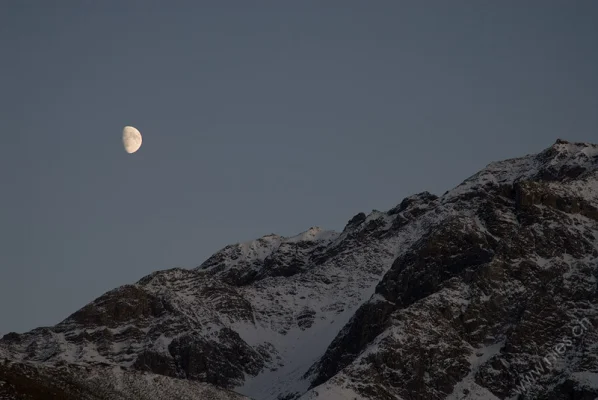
[302,140,598,400]
[2,139,598,400]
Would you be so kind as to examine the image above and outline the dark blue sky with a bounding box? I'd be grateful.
[1,1,597,334]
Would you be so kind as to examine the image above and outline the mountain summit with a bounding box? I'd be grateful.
[2,140,597,400]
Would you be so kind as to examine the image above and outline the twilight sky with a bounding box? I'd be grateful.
[1,1,597,334]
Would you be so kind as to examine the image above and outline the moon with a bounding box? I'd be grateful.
[122,126,142,154]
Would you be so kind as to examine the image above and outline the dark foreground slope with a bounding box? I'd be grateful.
[0,359,248,400]
[2,139,597,400]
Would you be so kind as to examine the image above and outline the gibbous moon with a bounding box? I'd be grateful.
[122,126,142,154]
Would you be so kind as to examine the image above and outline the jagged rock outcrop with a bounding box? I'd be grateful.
[2,139,598,400]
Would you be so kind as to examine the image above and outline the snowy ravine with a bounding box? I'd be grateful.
[2,139,598,400]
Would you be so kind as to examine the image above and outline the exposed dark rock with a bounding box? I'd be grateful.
[168,328,265,388]
[346,212,367,229]
[67,285,168,328]
[296,307,316,330]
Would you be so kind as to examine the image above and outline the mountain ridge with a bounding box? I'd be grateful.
[2,139,598,400]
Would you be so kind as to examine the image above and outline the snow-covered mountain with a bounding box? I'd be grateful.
[2,139,597,400]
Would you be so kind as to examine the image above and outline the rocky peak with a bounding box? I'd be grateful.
[198,228,340,286]
[285,226,338,243]
[445,139,598,206]
[345,212,367,230]
[533,139,598,181]
[388,191,439,215]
